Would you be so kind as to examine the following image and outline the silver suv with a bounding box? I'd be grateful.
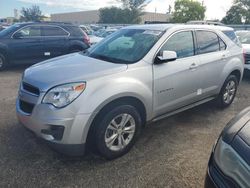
[16,24,244,159]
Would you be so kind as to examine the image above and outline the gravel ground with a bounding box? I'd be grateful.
[0,66,250,188]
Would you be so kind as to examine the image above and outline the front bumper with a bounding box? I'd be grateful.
[16,88,93,156]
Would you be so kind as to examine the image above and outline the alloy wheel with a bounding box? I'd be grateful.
[105,113,136,151]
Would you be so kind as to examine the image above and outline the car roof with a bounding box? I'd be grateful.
[123,24,234,32]
[14,22,75,27]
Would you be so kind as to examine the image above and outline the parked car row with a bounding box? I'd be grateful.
[1,21,250,187]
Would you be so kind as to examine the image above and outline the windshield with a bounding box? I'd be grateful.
[236,31,250,44]
[0,24,21,37]
[86,29,163,64]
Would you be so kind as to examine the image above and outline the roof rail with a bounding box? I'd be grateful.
[187,20,225,26]
[34,21,73,25]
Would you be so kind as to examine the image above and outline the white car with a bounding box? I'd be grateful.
[236,30,250,71]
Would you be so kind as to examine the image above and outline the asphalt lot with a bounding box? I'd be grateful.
[0,66,250,188]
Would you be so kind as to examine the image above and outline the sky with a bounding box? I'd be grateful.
[0,0,234,20]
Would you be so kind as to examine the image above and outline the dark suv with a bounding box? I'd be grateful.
[0,22,90,70]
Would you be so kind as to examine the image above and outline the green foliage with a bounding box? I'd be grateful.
[222,0,250,24]
[171,0,206,23]
[20,5,42,22]
[99,7,142,24]
[99,0,150,24]
[221,5,244,24]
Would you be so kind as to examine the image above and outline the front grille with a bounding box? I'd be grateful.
[22,82,40,96]
[19,100,35,114]
[245,54,250,64]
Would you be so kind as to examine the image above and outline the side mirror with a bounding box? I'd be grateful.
[13,32,23,39]
[156,50,177,64]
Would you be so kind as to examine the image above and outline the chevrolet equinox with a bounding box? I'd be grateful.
[16,24,244,159]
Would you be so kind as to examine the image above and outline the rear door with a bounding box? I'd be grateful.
[194,30,229,97]
[41,25,68,59]
[9,25,43,64]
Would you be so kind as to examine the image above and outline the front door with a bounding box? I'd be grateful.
[9,25,43,64]
[153,30,202,117]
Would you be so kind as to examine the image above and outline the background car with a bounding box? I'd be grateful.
[79,24,103,45]
[236,30,250,72]
[205,107,250,188]
[0,22,90,70]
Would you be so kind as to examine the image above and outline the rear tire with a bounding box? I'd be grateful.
[0,54,7,71]
[217,75,238,108]
[94,105,142,160]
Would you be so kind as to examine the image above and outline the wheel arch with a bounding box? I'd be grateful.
[85,96,147,147]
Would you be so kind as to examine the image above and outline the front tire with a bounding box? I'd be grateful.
[94,105,142,160]
[0,54,7,71]
[217,75,238,108]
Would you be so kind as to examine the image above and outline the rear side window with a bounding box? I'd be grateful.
[161,31,195,59]
[68,26,85,36]
[219,38,226,50]
[196,31,220,54]
[222,30,240,46]
[42,26,68,36]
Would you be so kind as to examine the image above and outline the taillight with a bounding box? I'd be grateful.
[83,31,90,46]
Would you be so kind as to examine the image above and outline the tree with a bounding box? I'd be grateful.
[99,0,150,24]
[221,4,244,24]
[20,5,43,22]
[222,0,250,24]
[171,0,206,23]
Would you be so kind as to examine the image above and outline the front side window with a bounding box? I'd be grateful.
[14,26,41,37]
[87,29,163,64]
[160,31,195,59]
[196,31,220,54]
[42,26,68,36]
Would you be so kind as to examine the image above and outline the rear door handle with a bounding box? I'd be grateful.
[189,63,198,70]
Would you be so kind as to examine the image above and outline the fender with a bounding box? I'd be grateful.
[220,55,244,88]
[77,76,153,120]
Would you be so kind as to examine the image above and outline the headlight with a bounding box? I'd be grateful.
[213,138,250,187]
[42,82,86,108]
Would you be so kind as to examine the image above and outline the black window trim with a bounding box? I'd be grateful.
[194,29,228,56]
[154,29,196,62]
[11,24,70,39]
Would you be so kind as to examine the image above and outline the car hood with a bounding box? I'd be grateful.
[222,107,250,144]
[23,53,128,92]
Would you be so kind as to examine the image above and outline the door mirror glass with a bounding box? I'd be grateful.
[156,50,177,63]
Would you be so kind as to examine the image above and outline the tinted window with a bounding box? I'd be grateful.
[219,38,226,50]
[161,31,194,58]
[223,30,240,45]
[14,26,41,37]
[42,26,68,36]
[196,31,219,54]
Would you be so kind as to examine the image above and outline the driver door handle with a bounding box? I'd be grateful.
[189,63,198,70]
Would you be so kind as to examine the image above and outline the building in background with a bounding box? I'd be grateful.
[51,10,171,24]
[14,9,19,20]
